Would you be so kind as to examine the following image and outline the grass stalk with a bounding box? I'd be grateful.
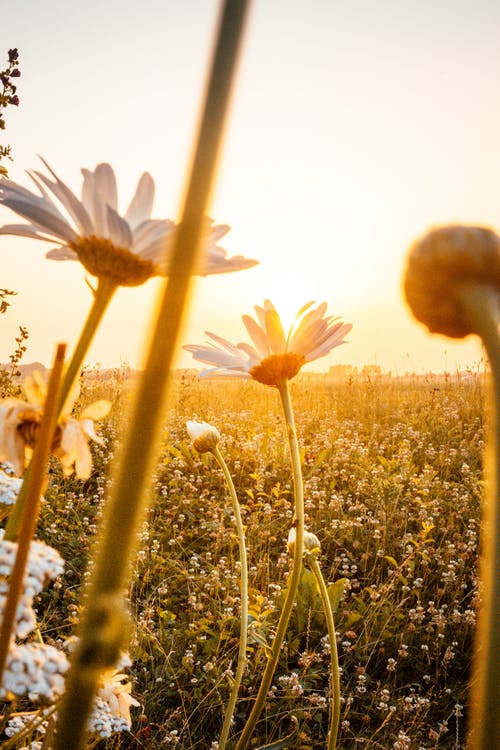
[235,377,304,750]
[457,283,500,750]
[213,443,248,750]
[304,551,341,750]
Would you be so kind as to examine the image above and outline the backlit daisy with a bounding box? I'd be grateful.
[0,159,258,286]
[185,299,352,386]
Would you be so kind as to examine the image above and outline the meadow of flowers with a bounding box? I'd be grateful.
[24,367,481,749]
[1,12,499,746]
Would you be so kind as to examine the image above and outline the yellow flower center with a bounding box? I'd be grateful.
[70,236,157,286]
[16,415,62,451]
[249,353,306,386]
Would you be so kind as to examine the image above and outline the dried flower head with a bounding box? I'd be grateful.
[0,159,258,286]
[404,225,500,338]
[186,420,220,453]
[185,300,352,387]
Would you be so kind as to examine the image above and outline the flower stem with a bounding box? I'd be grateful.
[57,276,116,412]
[235,378,304,750]
[53,4,250,748]
[0,343,65,686]
[213,444,248,750]
[457,283,500,750]
[304,551,340,750]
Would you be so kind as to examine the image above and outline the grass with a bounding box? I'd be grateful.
[27,369,484,749]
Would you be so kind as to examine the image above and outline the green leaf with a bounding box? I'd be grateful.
[327,577,347,613]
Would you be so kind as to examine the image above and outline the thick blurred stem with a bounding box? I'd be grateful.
[0,344,65,684]
[213,444,248,750]
[57,277,116,411]
[458,284,500,750]
[235,378,304,750]
[54,3,250,748]
[305,552,340,750]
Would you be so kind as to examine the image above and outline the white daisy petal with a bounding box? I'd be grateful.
[125,172,154,228]
[106,205,133,248]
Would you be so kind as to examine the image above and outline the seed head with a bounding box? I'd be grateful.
[404,225,500,338]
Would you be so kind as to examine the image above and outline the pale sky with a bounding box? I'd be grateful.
[1,0,499,374]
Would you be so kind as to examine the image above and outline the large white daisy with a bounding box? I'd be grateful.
[0,159,258,286]
[185,299,352,386]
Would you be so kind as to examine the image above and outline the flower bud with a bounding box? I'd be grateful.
[404,225,500,338]
[287,526,321,556]
[186,420,220,453]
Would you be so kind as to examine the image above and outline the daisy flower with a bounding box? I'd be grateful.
[0,372,110,478]
[0,158,258,286]
[185,299,352,386]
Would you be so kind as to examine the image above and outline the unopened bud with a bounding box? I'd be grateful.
[186,420,220,453]
[287,526,321,556]
[404,225,500,338]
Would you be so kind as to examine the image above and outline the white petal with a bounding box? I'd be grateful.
[106,205,133,248]
[93,163,118,211]
[242,315,270,359]
[33,158,94,235]
[46,246,79,260]
[0,198,76,243]
[80,400,111,420]
[125,172,155,228]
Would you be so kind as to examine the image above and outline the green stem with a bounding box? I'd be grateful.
[57,277,116,412]
[0,344,65,685]
[235,378,304,750]
[305,552,340,750]
[457,284,500,750]
[54,4,250,748]
[213,444,248,750]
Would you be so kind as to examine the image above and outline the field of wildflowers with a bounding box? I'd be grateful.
[28,368,482,749]
[1,7,499,746]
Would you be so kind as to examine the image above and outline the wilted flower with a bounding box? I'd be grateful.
[287,527,321,556]
[185,300,352,386]
[0,159,258,286]
[186,419,220,453]
[0,372,110,478]
[404,225,500,338]
[87,665,140,737]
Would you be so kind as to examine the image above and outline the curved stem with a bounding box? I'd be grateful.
[58,277,116,412]
[304,552,340,750]
[213,444,248,750]
[458,284,500,750]
[235,378,304,750]
[0,344,65,685]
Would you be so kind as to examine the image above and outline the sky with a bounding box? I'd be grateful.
[1,0,499,374]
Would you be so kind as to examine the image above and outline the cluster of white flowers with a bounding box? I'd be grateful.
[0,531,64,640]
[0,642,69,701]
[0,468,22,507]
[0,533,68,701]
